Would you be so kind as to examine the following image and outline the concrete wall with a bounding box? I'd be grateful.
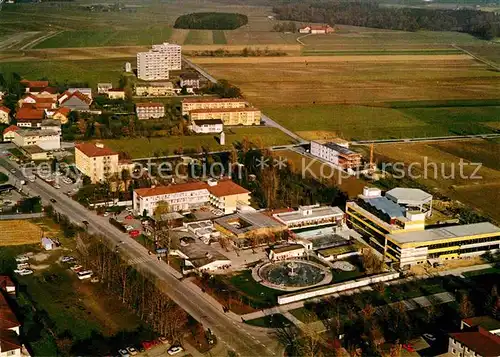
[277,271,400,305]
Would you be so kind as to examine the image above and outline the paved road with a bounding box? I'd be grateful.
[183,57,307,144]
[0,159,281,357]
[350,133,500,145]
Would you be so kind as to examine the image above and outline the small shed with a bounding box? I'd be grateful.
[41,237,55,250]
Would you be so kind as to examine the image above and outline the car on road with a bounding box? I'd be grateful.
[167,346,183,355]
[126,347,138,355]
[82,220,89,226]
[103,212,110,217]
[125,215,134,220]
[10,169,16,173]
[53,184,61,189]
[118,348,130,357]
[49,198,57,203]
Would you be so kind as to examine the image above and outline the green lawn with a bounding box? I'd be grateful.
[0,58,131,89]
[226,270,283,308]
[212,30,227,44]
[34,27,173,48]
[263,102,500,141]
[103,127,295,158]
[245,314,291,328]
[463,267,500,277]
[289,307,319,323]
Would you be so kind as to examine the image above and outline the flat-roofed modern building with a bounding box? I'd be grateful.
[346,187,500,267]
[386,222,500,266]
[190,107,261,126]
[310,140,362,169]
[137,43,181,80]
[12,129,60,150]
[181,98,247,116]
[273,204,345,229]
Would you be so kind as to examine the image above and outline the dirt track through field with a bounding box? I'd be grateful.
[190,54,471,64]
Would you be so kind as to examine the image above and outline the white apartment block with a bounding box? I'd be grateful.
[191,119,223,133]
[181,98,247,116]
[137,43,181,81]
[190,108,261,126]
[136,102,165,120]
[12,129,60,151]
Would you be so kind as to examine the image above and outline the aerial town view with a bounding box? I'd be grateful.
[0,0,499,356]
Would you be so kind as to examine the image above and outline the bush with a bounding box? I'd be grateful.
[174,12,248,30]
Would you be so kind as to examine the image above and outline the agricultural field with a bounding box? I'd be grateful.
[184,30,213,45]
[369,139,500,222]
[0,58,132,89]
[0,220,42,246]
[195,55,500,140]
[103,126,295,158]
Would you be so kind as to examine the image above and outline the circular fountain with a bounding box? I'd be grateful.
[255,260,332,291]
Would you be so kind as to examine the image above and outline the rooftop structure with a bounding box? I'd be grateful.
[387,222,500,245]
[273,204,345,229]
[214,211,286,239]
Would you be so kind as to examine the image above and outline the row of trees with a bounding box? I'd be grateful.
[272,21,297,33]
[174,12,248,30]
[273,2,500,39]
[190,48,288,57]
[75,232,189,342]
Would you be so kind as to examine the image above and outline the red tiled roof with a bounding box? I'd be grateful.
[0,106,10,114]
[135,181,209,197]
[0,329,21,353]
[207,179,249,197]
[450,328,500,356]
[21,79,49,88]
[37,86,57,94]
[189,107,260,114]
[60,91,91,105]
[0,294,20,330]
[75,143,117,157]
[55,107,71,116]
[136,102,163,108]
[134,179,248,198]
[3,125,19,135]
[16,107,45,120]
[0,276,14,289]
[182,98,246,104]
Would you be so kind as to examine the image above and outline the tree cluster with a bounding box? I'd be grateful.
[75,232,189,342]
[174,12,248,30]
[190,47,287,57]
[273,2,500,39]
[202,79,242,98]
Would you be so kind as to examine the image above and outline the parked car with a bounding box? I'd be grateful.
[17,263,29,270]
[10,169,16,173]
[126,347,138,356]
[129,230,140,238]
[15,255,29,263]
[103,212,110,217]
[53,184,61,189]
[167,346,183,355]
[423,333,436,342]
[77,270,93,280]
[125,215,134,220]
[124,225,134,232]
[61,256,75,263]
[118,349,130,357]
[402,344,415,352]
[50,198,57,203]
[70,265,83,272]
[14,269,33,276]
[159,336,169,345]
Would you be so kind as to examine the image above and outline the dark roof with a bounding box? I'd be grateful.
[322,142,359,157]
[450,327,500,356]
[0,294,20,330]
[0,329,21,353]
[180,72,200,80]
[463,316,500,331]
[193,119,223,125]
